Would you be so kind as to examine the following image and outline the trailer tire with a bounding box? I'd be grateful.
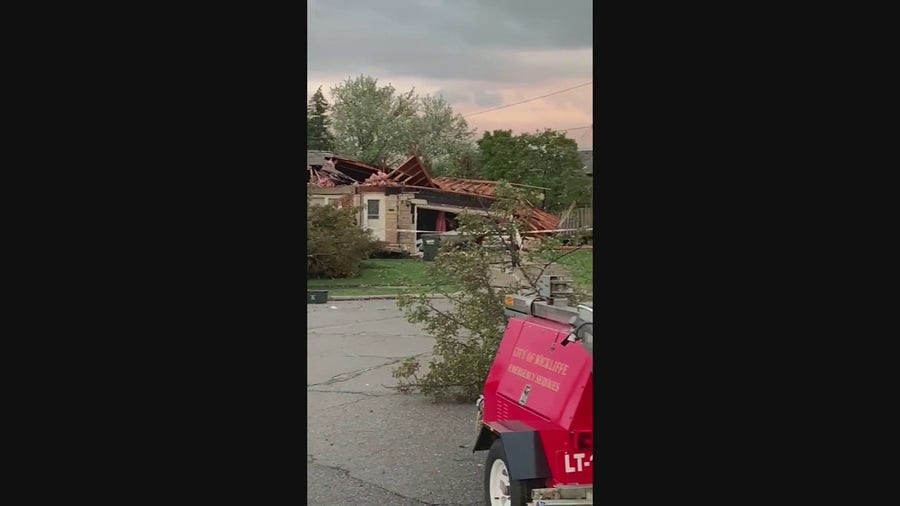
[484,439,536,506]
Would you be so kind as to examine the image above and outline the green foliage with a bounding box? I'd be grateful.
[307,202,378,279]
[307,86,334,151]
[431,144,482,178]
[413,94,476,175]
[393,184,589,402]
[477,129,592,213]
[328,75,475,170]
[553,250,594,295]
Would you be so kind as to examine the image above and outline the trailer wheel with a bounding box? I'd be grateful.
[484,439,535,506]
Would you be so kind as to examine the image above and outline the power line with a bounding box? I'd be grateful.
[462,81,593,118]
[558,124,592,132]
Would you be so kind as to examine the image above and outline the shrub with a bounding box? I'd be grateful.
[307,203,378,279]
[577,228,593,246]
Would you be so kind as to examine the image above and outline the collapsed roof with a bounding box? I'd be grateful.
[307,153,560,233]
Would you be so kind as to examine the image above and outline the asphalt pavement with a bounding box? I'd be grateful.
[307,299,485,506]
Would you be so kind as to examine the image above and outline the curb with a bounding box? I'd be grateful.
[323,294,453,301]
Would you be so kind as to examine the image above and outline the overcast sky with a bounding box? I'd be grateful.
[307,0,593,150]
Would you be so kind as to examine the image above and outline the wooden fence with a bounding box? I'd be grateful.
[558,207,593,237]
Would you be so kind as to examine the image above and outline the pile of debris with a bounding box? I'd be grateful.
[360,171,398,186]
[308,159,356,187]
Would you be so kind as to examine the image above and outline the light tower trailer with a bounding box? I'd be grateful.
[474,276,594,506]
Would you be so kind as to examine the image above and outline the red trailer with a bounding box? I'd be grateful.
[474,276,594,505]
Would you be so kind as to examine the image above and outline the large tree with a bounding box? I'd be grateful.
[412,94,476,175]
[435,145,483,178]
[329,75,475,171]
[477,129,591,213]
[307,86,334,151]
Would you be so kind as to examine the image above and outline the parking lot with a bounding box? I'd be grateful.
[307,299,484,505]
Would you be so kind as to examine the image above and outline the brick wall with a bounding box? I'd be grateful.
[384,195,399,244]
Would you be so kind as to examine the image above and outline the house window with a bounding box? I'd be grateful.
[367,199,380,219]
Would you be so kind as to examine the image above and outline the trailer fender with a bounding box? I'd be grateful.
[473,425,497,452]
[475,427,551,481]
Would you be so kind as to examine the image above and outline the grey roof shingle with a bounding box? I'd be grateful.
[307,150,334,167]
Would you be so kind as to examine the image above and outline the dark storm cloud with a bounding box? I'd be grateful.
[435,88,470,104]
[472,89,504,107]
[436,87,504,107]
[307,0,591,83]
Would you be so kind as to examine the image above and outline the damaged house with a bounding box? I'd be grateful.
[307,151,560,256]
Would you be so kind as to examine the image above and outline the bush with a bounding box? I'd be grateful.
[307,203,378,279]
[576,228,593,246]
[368,240,418,259]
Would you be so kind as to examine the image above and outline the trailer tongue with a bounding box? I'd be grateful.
[474,276,593,506]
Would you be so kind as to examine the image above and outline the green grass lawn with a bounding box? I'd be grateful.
[554,250,594,295]
[308,253,593,297]
[307,258,451,296]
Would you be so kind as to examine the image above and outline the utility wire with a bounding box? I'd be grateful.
[558,124,593,132]
[462,81,593,118]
